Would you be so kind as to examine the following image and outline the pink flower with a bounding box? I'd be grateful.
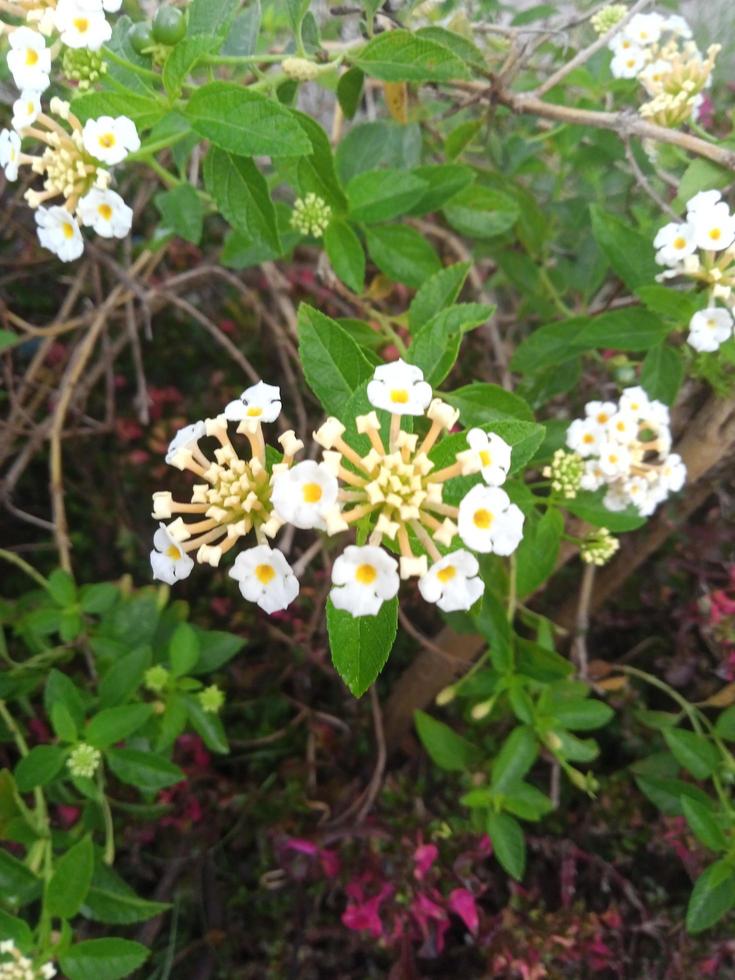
[410,891,450,955]
[342,881,393,939]
[448,887,479,935]
[413,843,438,880]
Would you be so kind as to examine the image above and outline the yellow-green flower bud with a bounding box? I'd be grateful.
[67,742,101,779]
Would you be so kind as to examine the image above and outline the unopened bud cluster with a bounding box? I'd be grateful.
[580,527,619,566]
[62,46,107,89]
[591,4,627,35]
[0,942,55,980]
[291,193,332,238]
[543,449,583,499]
[67,741,101,778]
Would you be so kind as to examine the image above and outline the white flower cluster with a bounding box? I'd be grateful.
[566,387,685,517]
[0,97,138,260]
[152,362,526,620]
[607,12,718,127]
[654,190,735,353]
[0,942,55,980]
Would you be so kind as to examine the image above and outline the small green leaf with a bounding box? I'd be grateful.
[664,728,719,780]
[79,583,118,614]
[297,304,374,416]
[443,185,519,239]
[590,204,659,290]
[337,66,364,119]
[681,797,728,852]
[565,491,645,532]
[365,225,441,288]
[0,910,32,949]
[686,859,735,934]
[48,568,76,606]
[14,745,66,792]
[486,810,526,879]
[60,938,149,980]
[408,262,469,332]
[346,168,427,224]
[0,849,40,905]
[324,220,365,293]
[715,705,735,740]
[162,36,217,97]
[187,82,312,157]
[154,185,204,245]
[72,90,164,130]
[501,781,554,822]
[635,774,713,816]
[443,382,533,425]
[551,698,614,731]
[50,702,78,743]
[641,345,684,406]
[47,835,94,919]
[44,670,86,729]
[99,646,151,708]
[169,622,200,677]
[491,726,538,793]
[326,598,398,697]
[85,704,154,750]
[414,710,480,771]
[83,863,169,925]
[352,29,469,83]
[185,696,229,754]
[106,748,184,792]
[204,148,281,253]
[515,508,564,599]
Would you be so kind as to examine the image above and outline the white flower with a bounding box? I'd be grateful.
[0,129,22,182]
[690,201,735,252]
[224,380,282,423]
[610,46,647,79]
[7,28,51,91]
[367,358,433,416]
[687,306,734,352]
[150,523,194,585]
[653,221,697,266]
[605,410,638,444]
[55,0,112,50]
[11,90,41,132]
[229,545,299,614]
[271,459,339,529]
[41,964,57,979]
[330,545,399,617]
[664,14,692,39]
[640,58,673,90]
[622,12,664,47]
[686,190,722,218]
[77,187,133,238]
[35,207,84,261]
[580,459,606,492]
[597,440,631,477]
[418,550,483,613]
[82,115,140,165]
[165,420,206,465]
[584,400,617,427]
[458,427,512,486]
[566,417,601,456]
[658,453,686,492]
[618,385,651,417]
[457,485,524,556]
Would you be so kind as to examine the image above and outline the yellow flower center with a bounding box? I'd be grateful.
[390,388,409,404]
[615,421,626,431]
[596,412,609,424]
[98,203,113,221]
[74,17,89,32]
[473,508,493,529]
[255,564,275,585]
[166,545,181,560]
[710,228,722,241]
[25,48,39,66]
[246,406,263,417]
[99,132,116,149]
[437,565,456,583]
[673,237,686,249]
[302,482,322,503]
[583,433,595,444]
[62,222,75,240]
[479,450,491,467]
[608,453,619,464]
[355,563,377,585]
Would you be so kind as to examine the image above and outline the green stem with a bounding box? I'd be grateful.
[201,53,284,66]
[0,701,49,833]
[506,553,517,622]
[97,768,115,865]
[126,129,190,162]
[0,549,49,591]
[538,266,572,317]
[140,155,181,188]
[102,45,161,82]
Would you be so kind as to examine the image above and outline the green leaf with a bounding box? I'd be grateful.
[486,810,526,879]
[297,304,374,415]
[84,870,169,925]
[635,284,702,322]
[71,90,164,131]
[715,705,735,740]
[45,669,86,729]
[192,629,245,674]
[48,568,76,606]
[414,710,480,771]
[187,82,312,157]
[347,168,427,224]
[99,646,151,708]
[415,25,486,70]
[0,910,32,949]
[203,148,281,254]
[548,728,599,762]
[51,702,78,743]
[491,726,538,793]
[185,696,229,754]
[408,305,494,387]
[406,163,474,215]
[641,345,684,406]
[408,262,470,332]
[352,29,469,82]
[552,698,614,731]
[365,225,441,288]
[169,622,200,677]
[443,382,533,425]
[292,110,347,211]
[47,835,94,919]
[590,204,658,290]
[635,774,713,816]
[188,0,239,36]
[326,597,398,697]
[222,3,261,57]
[512,309,670,374]
[686,860,735,934]
[155,184,204,245]
[501,781,554,822]
[324,220,365,293]
[681,797,728,852]
[14,745,66,791]
[515,508,563,599]
[0,329,20,352]
[79,583,118,614]
[676,158,732,209]
[60,938,149,980]
[0,850,40,905]
[162,36,217,98]
[565,491,645,531]
[443,185,519,239]
[335,120,421,185]
[106,748,184,792]
[85,704,154,750]
[472,592,513,672]
[337,66,364,119]
[663,728,719,780]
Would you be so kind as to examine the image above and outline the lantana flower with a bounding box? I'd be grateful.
[311,361,523,618]
[654,190,735,354]
[566,386,685,517]
[150,382,306,616]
